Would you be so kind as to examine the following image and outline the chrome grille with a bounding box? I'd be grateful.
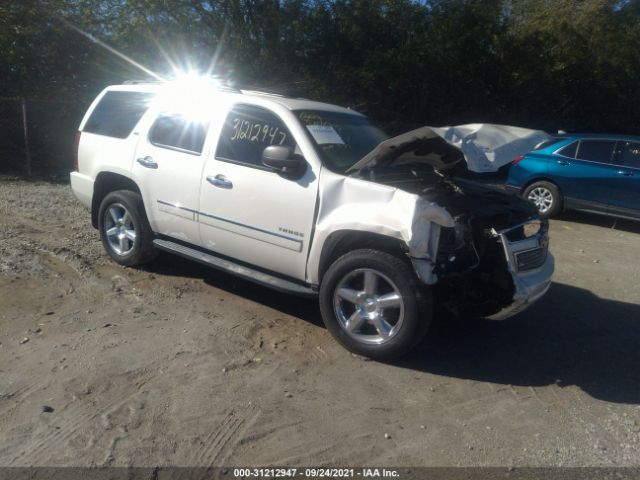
[515,247,547,271]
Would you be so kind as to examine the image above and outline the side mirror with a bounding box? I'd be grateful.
[261,145,303,174]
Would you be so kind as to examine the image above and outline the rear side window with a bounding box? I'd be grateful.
[576,140,616,163]
[215,104,295,168]
[84,91,154,138]
[557,141,577,158]
[616,141,640,169]
[149,114,209,155]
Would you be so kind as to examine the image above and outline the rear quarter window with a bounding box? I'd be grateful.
[556,141,577,158]
[83,91,154,139]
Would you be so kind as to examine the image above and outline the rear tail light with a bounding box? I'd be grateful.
[511,154,525,166]
[73,131,81,171]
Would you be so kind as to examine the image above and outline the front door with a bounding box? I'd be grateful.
[608,140,640,216]
[198,104,318,281]
[132,112,210,245]
[549,139,618,209]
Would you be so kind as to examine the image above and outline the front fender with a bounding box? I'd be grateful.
[306,171,454,284]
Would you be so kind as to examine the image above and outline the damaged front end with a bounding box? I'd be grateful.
[352,164,553,320]
[418,177,552,319]
[339,122,554,319]
[432,191,553,318]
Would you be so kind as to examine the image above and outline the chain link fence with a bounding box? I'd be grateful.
[0,97,87,178]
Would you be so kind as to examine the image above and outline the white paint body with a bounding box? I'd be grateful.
[71,84,452,285]
[71,83,553,319]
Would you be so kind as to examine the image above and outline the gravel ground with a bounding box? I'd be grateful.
[0,177,639,468]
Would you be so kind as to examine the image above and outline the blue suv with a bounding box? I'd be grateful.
[506,134,640,219]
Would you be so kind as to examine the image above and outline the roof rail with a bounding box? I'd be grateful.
[240,89,285,98]
[217,85,243,93]
[122,80,163,85]
[122,79,242,93]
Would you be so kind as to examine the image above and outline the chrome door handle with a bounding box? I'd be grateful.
[206,174,233,189]
[556,160,570,166]
[136,156,158,169]
[617,170,634,177]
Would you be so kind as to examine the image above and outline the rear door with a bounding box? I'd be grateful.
[548,139,618,210]
[132,112,210,245]
[608,140,640,216]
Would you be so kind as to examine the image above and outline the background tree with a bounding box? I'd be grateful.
[1,0,639,174]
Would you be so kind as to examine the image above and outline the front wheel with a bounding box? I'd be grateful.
[319,249,432,360]
[523,181,562,218]
[98,190,158,266]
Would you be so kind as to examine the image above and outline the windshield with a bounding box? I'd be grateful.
[295,110,388,173]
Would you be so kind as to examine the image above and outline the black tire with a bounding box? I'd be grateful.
[523,181,562,218]
[319,249,432,360]
[98,190,158,266]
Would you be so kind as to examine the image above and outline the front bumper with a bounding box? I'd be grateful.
[486,252,553,320]
[486,226,554,320]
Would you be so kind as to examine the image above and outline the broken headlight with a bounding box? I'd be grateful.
[439,216,469,251]
[436,215,479,274]
[523,219,541,238]
[502,218,548,243]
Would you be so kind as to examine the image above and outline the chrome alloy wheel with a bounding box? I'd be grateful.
[103,203,136,256]
[527,187,554,214]
[333,268,404,345]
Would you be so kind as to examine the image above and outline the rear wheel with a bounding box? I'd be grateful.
[319,249,432,359]
[98,190,158,266]
[523,181,562,218]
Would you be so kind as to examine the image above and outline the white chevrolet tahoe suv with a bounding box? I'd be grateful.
[71,80,554,359]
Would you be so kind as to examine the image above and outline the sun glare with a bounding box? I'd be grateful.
[155,71,229,123]
[58,15,233,123]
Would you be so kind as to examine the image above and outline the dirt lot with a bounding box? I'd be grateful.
[1,177,639,468]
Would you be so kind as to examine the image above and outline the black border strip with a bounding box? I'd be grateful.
[2,467,640,480]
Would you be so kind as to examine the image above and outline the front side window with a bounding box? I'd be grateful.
[215,105,296,167]
[295,110,388,173]
[615,141,640,169]
[576,140,616,163]
[149,114,208,155]
[84,91,154,139]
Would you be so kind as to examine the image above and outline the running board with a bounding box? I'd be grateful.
[153,239,317,297]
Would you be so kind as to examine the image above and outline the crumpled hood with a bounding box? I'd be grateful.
[347,123,551,174]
